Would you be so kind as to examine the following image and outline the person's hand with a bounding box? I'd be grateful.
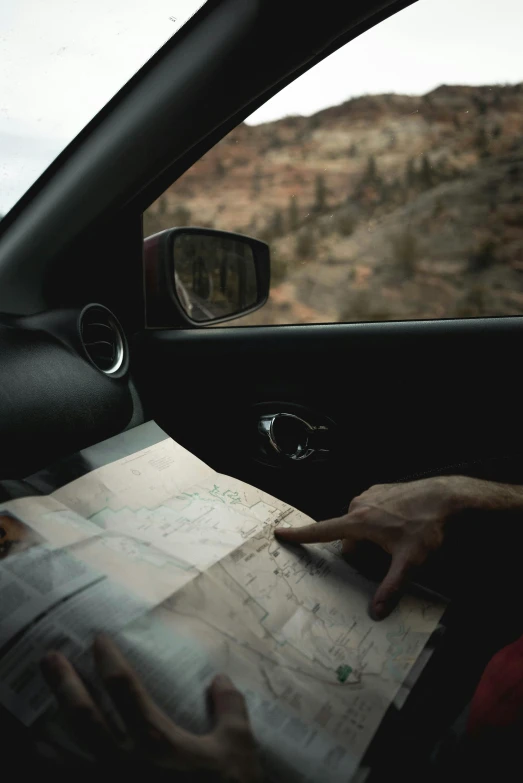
[275,476,477,620]
[41,634,261,782]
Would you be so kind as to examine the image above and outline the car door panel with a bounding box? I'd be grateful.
[133,317,523,521]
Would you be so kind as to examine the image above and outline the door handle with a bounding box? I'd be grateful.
[258,413,330,461]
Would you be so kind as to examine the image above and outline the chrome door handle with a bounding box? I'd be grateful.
[258,413,330,461]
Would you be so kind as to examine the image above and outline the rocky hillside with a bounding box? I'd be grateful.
[144,83,523,324]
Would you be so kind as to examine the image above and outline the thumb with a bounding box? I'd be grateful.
[370,552,413,621]
[210,674,249,728]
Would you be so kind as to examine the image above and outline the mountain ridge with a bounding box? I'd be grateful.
[145,82,523,324]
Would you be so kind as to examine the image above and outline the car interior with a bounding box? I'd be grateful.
[1,0,522,777]
[1,0,521,510]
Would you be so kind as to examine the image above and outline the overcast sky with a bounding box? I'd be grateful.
[1,0,522,214]
[248,0,523,124]
[0,0,204,214]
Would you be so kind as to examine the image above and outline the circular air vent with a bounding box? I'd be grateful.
[79,304,127,375]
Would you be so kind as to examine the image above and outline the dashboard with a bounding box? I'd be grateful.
[0,304,141,480]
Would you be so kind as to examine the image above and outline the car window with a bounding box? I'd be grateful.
[0,0,207,220]
[144,0,523,325]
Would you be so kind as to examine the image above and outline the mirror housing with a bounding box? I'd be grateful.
[144,227,270,327]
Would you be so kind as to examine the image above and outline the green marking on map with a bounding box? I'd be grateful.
[336,664,352,683]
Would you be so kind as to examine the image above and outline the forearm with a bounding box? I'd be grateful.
[445,475,523,515]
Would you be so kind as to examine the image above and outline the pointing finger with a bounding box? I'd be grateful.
[275,516,352,544]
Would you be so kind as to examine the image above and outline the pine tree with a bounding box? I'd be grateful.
[405,158,417,188]
[215,159,226,178]
[419,154,434,189]
[251,166,263,198]
[475,126,490,157]
[158,194,168,215]
[313,174,327,212]
[261,209,285,241]
[296,227,316,259]
[365,155,378,182]
[270,209,285,238]
[288,196,299,231]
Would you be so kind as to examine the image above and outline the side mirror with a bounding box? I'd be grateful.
[144,227,270,327]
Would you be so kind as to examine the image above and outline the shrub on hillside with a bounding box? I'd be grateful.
[455,285,491,317]
[339,291,393,323]
[259,210,285,242]
[171,205,192,226]
[296,227,317,259]
[270,255,289,286]
[335,212,355,236]
[469,240,498,272]
[391,229,418,277]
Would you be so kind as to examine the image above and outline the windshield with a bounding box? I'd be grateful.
[0,0,207,219]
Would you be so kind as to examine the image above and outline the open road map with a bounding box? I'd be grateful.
[0,428,445,781]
